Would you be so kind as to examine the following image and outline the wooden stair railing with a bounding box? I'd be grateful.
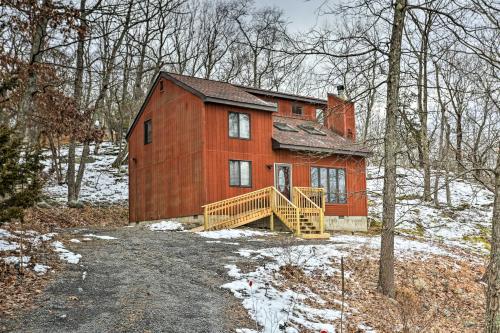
[293,187,326,236]
[294,187,325,211]
[271,187,301,236]
[202,187,273,231]
[199,186,328,239]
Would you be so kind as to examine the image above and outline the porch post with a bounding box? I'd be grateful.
[204,207,208,230]
[270,213,274,231]
[320,210,324,234]
[296,209,301,236]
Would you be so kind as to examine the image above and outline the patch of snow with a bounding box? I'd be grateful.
[224,244,347,332]
[82,271,87,280]
[367,166,494,252]
[197,229,272,239]
[0,228,13,239]
[69,239,81,243]
[226,234,451,333]
[31,232,57,246]
[52,241,81,264]
[148,220,184,231]
[34,264,50,275]
[83,234,117,240]
[3,256,30,266]
[330,234,454,258]
[0,240,19,251]
[206,240,240,245]
[42,142,128,205]
[236,249,264,259]
[82,237,92,241]
[223,277,339,333]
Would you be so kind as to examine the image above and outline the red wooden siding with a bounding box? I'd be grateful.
[128,78,205,222]
[326,94,356,140]
[204,103,367,217]
[257,96,320,120]
[128,79,367,222]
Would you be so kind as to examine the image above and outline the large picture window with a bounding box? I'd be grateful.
[228,112,250,139]
[310,167,346,203]
[144,119,152,144]
[229,160,252,187]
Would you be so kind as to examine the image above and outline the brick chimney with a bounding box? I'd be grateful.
[325,90,356,141]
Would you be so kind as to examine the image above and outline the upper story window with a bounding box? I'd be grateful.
[292,103,303,116]
[311,167,346,203]
[229,160,252,187]
[229,112,250,139]
[144,119,152,144]
[316,108,324,124]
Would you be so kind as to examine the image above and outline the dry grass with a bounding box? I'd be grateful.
[20,205,129,233]
[276,250,485,332]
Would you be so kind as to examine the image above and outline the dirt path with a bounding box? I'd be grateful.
[2,226,265,333]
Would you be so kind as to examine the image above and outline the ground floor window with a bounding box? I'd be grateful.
[310,167,346,203]
[229,160,252,187]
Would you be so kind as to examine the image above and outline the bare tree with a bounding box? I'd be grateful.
[378,0,408,298]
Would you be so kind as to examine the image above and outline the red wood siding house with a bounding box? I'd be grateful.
[126,72,370,231]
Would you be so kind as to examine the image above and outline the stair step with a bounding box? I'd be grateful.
[299,232,331,240]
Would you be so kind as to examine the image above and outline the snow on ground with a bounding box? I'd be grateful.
[0,228,78,273]
[33,263,51,274]
[52,241,82,264]
[3,256,30,266]
[197,229,273,239]
[367,166,494,252]
[0,239,19,251]
[83,233,118,240]
[148,220,184,231]
[43,142,128,205]
[225,233,473,333]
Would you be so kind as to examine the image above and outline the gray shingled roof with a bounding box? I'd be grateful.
[164,72,277,111]
[272,116,371,156]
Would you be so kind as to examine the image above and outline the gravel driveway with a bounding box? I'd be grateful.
[2,225,272,333]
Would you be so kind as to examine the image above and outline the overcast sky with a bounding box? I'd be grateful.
[253,0,331,32]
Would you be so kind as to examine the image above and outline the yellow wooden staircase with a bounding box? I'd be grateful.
[192,186,329,239]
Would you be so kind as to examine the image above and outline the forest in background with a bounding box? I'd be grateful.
[0,0,499,330]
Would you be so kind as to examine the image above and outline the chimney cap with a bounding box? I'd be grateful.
[336,85,345,94]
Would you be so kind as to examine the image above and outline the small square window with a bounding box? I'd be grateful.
[292,103,303,115]
[144,120,152,144]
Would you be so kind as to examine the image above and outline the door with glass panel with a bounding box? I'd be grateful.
[274,163,292,200]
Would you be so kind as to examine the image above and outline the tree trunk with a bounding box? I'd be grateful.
[456,111,463,168]
[47,134,64,184]
[19,0,50,143]
[486,146,500,332]
[378,0,407,298]
[67,0,87,204]
[415,12,432,202]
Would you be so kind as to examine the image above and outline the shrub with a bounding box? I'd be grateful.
[0,125,43,222]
